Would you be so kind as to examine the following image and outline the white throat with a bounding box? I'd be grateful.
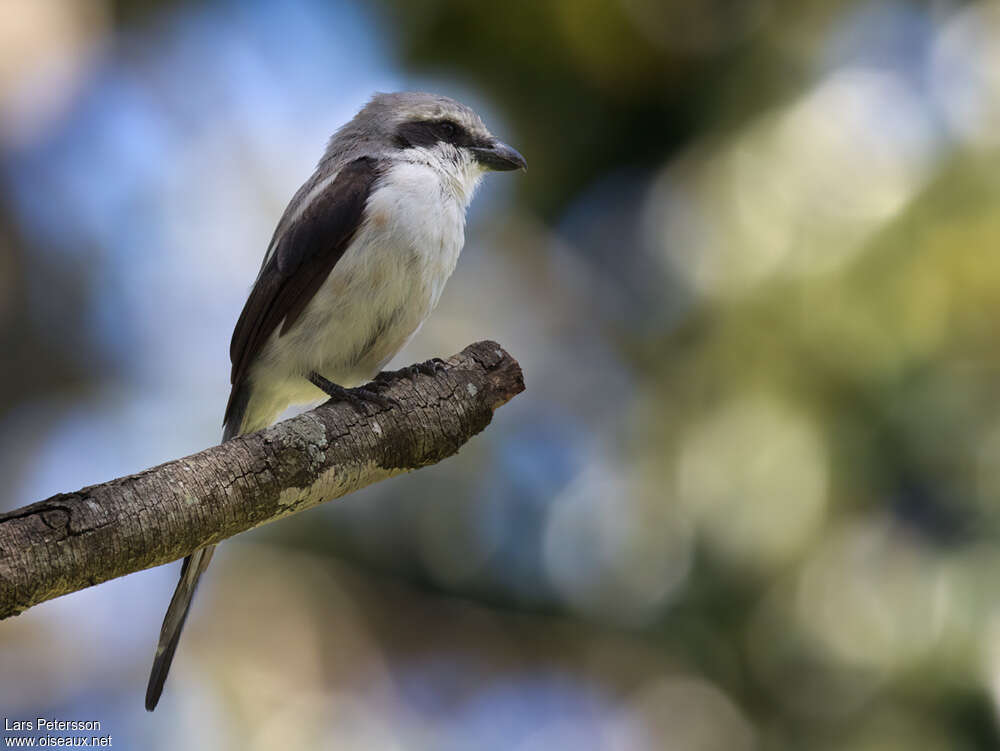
[397,145,486,208]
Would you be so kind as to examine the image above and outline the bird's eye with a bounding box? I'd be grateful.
[437,121,458,140]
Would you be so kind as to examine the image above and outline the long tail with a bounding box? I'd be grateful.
[146,384,250,711]
[145,545,216,710]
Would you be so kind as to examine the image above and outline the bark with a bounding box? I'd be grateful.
[0,341,524,619]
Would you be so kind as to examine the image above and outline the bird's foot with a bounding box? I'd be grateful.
[308,372,397,413]
[374,357,448,385]
[405,357,448,381]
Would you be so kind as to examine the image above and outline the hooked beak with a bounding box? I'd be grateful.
[471,140,527,172]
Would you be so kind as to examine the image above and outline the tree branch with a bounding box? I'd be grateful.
[0,340,524,619]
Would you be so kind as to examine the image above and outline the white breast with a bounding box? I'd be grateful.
[240,160,471,432]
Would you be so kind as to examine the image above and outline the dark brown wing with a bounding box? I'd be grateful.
[223,156,380,432]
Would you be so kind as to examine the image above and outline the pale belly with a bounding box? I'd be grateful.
[239,163,468,433]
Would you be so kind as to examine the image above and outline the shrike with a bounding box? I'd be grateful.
[145,92,526,710]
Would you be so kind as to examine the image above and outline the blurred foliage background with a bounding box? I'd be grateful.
[2,0,1000,748]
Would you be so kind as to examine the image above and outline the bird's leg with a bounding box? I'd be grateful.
[308,371,397,412]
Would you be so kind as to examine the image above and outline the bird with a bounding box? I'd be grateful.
[145,91,526,710]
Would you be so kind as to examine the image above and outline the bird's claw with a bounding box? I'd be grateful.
[406,357,448,381]
[309,372,398,413]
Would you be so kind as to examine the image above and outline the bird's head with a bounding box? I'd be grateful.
[331,92,526,202]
